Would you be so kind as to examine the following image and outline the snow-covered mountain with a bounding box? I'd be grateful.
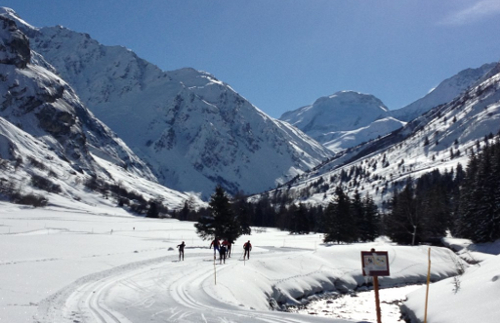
[2,8,331,198]
[0,13,203,210]
[280,90,405,152]
[280,65,495,154]
[265,60,500,208]
[389,62,496,122]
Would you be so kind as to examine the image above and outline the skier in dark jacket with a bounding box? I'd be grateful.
[219,244,227,264]
[177,241,185,261]
[243,240,252,260]
[222,239,232,258]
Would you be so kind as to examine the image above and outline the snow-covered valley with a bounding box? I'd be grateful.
[2,201,499,323]
[1,6,500,323]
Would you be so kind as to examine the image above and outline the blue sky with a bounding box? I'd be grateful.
[4,0,500,118]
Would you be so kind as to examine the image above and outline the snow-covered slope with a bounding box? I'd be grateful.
[0,13,203,210]
[266,60,500,208]
[2,8,331,198]
[321,116,406,152]
[280,91,405,152]
[389,63,496,122]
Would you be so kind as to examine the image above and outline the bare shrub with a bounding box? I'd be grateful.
[11,191,48,207]
[27,156,46,170]
[31,174,61,193]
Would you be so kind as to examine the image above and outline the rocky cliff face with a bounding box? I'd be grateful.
[0,13,156,179]
[0,12,202,209]
[0,15,30,68]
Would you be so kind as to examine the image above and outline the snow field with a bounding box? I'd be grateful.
[0,202,496,322]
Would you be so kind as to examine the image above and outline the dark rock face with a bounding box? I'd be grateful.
[0,16,30,68]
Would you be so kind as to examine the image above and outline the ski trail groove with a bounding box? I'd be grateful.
[36,251,339,323]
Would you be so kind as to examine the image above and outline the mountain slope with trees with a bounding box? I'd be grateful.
[253,60,500,244]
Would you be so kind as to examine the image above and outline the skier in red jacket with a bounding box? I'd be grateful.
[243,240,252,260]
[210,238,220,260]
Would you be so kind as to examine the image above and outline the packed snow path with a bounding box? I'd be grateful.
[36,250,354,323]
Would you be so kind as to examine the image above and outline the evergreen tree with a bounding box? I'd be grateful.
[385,179,419,245]
[454,140,500,242]
[231,192,252,235]
[362,195,379,241]
[323,186,355,243]
[195,185,243,241]
[179,201,190,221]
[472,143,500,242]
[290,203,311,234]
[455,153,480,239]
[310,205,324,233]
[418,182,449,242]
[351,191,364,241]
[146,201,159,218]
[276,204,291,231]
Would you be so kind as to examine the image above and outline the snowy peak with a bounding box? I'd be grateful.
[281,64,496,153]
[280,91,397,152]
[282,91,388,134]
[390,63,496,122]
[0,7,36,32]
[314,91,388,112]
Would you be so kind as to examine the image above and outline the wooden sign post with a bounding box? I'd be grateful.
[361,248,390,323]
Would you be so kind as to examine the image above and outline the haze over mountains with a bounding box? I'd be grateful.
[1,7,499,208]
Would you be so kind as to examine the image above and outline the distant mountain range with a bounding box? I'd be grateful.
[265,61,500,208]
[1,7,499,208]
[280,63,495,152]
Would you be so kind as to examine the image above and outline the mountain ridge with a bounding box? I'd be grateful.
[3,8,331,198]
[0,12,204,210]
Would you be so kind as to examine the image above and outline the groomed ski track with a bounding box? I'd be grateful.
[35,248,354,323]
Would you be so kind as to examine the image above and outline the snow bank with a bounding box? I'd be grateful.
[208,243,462,312]
[401,239,500,323]
[402,255,500,323]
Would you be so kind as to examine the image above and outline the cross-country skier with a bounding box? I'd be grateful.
[177,241,185,261]
[219,244,226,264]
[210,238,220,259]
[243,240,252,260]
[222,239,232,258]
